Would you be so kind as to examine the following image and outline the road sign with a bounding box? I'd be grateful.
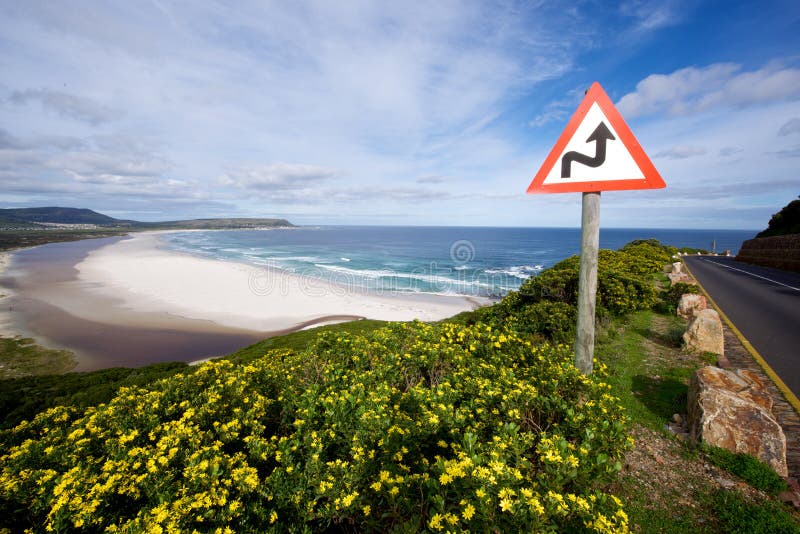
[525,81,666,375]
[527,82,664,194]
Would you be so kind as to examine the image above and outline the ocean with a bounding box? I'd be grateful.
[160,226,756,298]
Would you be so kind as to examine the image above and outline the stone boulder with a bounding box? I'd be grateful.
[688,366,787,477]
[672,261,682,274]
[677,293,707,320]
[683,308,724,355]
[668,272,696,286]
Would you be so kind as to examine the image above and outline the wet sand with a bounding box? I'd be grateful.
[1,237,269,370]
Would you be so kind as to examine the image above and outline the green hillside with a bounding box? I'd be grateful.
[0,207,128,226]
[757,196,800,237]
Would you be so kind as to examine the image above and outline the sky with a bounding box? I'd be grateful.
[0,1,799,229]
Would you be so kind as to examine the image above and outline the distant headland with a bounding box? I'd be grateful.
[0,206,294,250]
[0,206,294,230]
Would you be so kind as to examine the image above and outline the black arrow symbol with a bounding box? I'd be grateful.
[560,122,616,178]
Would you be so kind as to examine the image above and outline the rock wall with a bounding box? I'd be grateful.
[736,234,800,272]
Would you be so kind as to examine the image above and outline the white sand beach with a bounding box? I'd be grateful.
[72,232,485,333]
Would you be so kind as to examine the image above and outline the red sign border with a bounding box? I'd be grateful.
[527,82,666,194]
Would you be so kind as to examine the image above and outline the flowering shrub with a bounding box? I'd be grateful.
[507,301,577,344]
[516,245,665,316]
[618,240,673,275]
[1,321,631,533]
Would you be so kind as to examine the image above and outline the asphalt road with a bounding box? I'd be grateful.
[682,255,800,398]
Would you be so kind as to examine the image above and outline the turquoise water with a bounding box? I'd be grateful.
[160,226,756,297]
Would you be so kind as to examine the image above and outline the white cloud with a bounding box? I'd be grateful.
[415,175,447,184]
[219,163,456,205]
[220,163,337,190]
[0,129,24,150]
[620,0,684,31]
[9,88,120,125]
[770,146,800,158]
[0,128,84,150]
[528,87,586,128]
[778,118,800,136]
[54,150,172,183]
[529,108,568,128]
[652,145,707,159]
[617,63,800,118]
[718,147,744,157]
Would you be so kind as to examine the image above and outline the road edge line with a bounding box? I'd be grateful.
[683,259,800,416]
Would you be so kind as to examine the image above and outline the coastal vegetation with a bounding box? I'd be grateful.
[0,363,191,432]
[0,326,631,532]
[736,196,800,271]
[0,337,76,380]
[0,229,129,251]
[756,196,800,238]
[0,238,797,532]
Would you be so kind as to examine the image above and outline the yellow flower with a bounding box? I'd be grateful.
[269,511,278,524]
[498,487,516,499]
[500,497,514,513]
[462,503,475,520]
[363,505,371,516]
[342,491,358,508]
[428,513,444,531]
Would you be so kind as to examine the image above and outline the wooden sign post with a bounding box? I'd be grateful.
[575,191,601,374]
[527,82,665,374]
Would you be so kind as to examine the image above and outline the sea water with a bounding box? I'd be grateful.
[160,226,756,297]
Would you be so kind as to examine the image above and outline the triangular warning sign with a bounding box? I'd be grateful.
[527,82,665,194]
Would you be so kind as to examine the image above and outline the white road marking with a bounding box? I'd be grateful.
[700,258,800,292]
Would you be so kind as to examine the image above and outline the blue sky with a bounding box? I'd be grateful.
[1,1,798,229]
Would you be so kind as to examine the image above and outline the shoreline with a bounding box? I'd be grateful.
[0,250,17,338]
[73,232,487,333]
[1,232,487,371]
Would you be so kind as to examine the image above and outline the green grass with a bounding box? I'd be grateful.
[595,311,697,430]
[0,336,76,379]
[710,489,800,533]
[615,474,718,533]
[704,445,788,495]
[596,309,799,533]
[618,478,800,534]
